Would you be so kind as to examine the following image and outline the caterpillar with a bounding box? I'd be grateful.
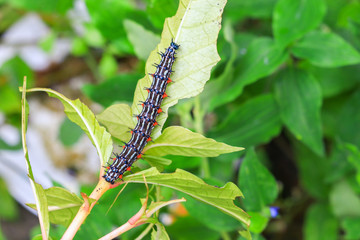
[104,40,179,184]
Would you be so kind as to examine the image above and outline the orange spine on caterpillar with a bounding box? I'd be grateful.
[104,40,179,184]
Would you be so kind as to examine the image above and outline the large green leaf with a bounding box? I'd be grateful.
[26,88,113,166]
[274,68,324,156]
[210,94,282,148]
[123,167,250,226]
[292,31,360,67]
[131,0,227,139]
[27,187,84,227]
[273,0,326,48]
[238,148,278,212]
[304,203,338,240]
[144,126,243,157]
[209,38,288,109]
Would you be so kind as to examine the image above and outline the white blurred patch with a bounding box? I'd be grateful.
[0,13,72,70]
[0,45,16,66]
[2,13,49,45]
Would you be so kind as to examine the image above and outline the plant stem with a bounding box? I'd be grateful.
[194,96,210,178]
[61,179,111,240]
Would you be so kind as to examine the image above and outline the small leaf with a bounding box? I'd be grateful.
[124,19,160,61]
[27,187,83,227]
[99,53,118,79]
[239,148,278,211]
[273,0,326,48]
[124,167,250,226]
[247,211,269,234]
[330,180,360,217]
[274,68,324,156]
[304,203,338,240]
[151,223,170,240]
[142,155,172,172]
[292,31,360,67]
[26,88,113,166]
[210,38,288,108]
[96,104,134,142]
[144,126,243,157]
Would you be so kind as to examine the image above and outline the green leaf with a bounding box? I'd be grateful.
[82,74,141,107]
[292,31,360,67]
[26,88,113,166]
[58,118,83,147]
[337,2,360,28]
[304,203,338,240]
[21,78,49,239]
[96,104,133,142]
[144,126,243,157]
[6,0,73,14]
[131,0,227,139]
[330,180,360,217]
[209,38,288,109]
[247,211,269,234]
[0,85,21,114]
[239,148,278,211]
[226,0,277,20]
[151,223,170,240]
[239,229,252,240]
[147,0,178,29]
[124,167,250,226]
[305,64,360,98]
[210,94,282,148]
[142,155,172,172]
[273,0,326,48]
[342,217,360,240]
[85,0,135,41]
[335,90,360,146]
[179,192,240,232]
[0,179,18,220]
[294,142,330,199]
[167,216,220,240]
[124,19,160,61]
[274,68,324,156]
[99,53,118,79]
[27,187,84,227]
[344,143,360,185]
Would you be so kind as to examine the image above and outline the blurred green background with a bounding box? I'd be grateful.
[0,0,360,239]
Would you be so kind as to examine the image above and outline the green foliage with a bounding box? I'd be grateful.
[2,0,360,238]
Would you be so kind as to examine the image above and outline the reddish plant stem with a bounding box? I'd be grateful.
[61,179,111,240]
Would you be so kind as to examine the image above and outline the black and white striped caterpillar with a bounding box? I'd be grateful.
[104,41,179,184]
